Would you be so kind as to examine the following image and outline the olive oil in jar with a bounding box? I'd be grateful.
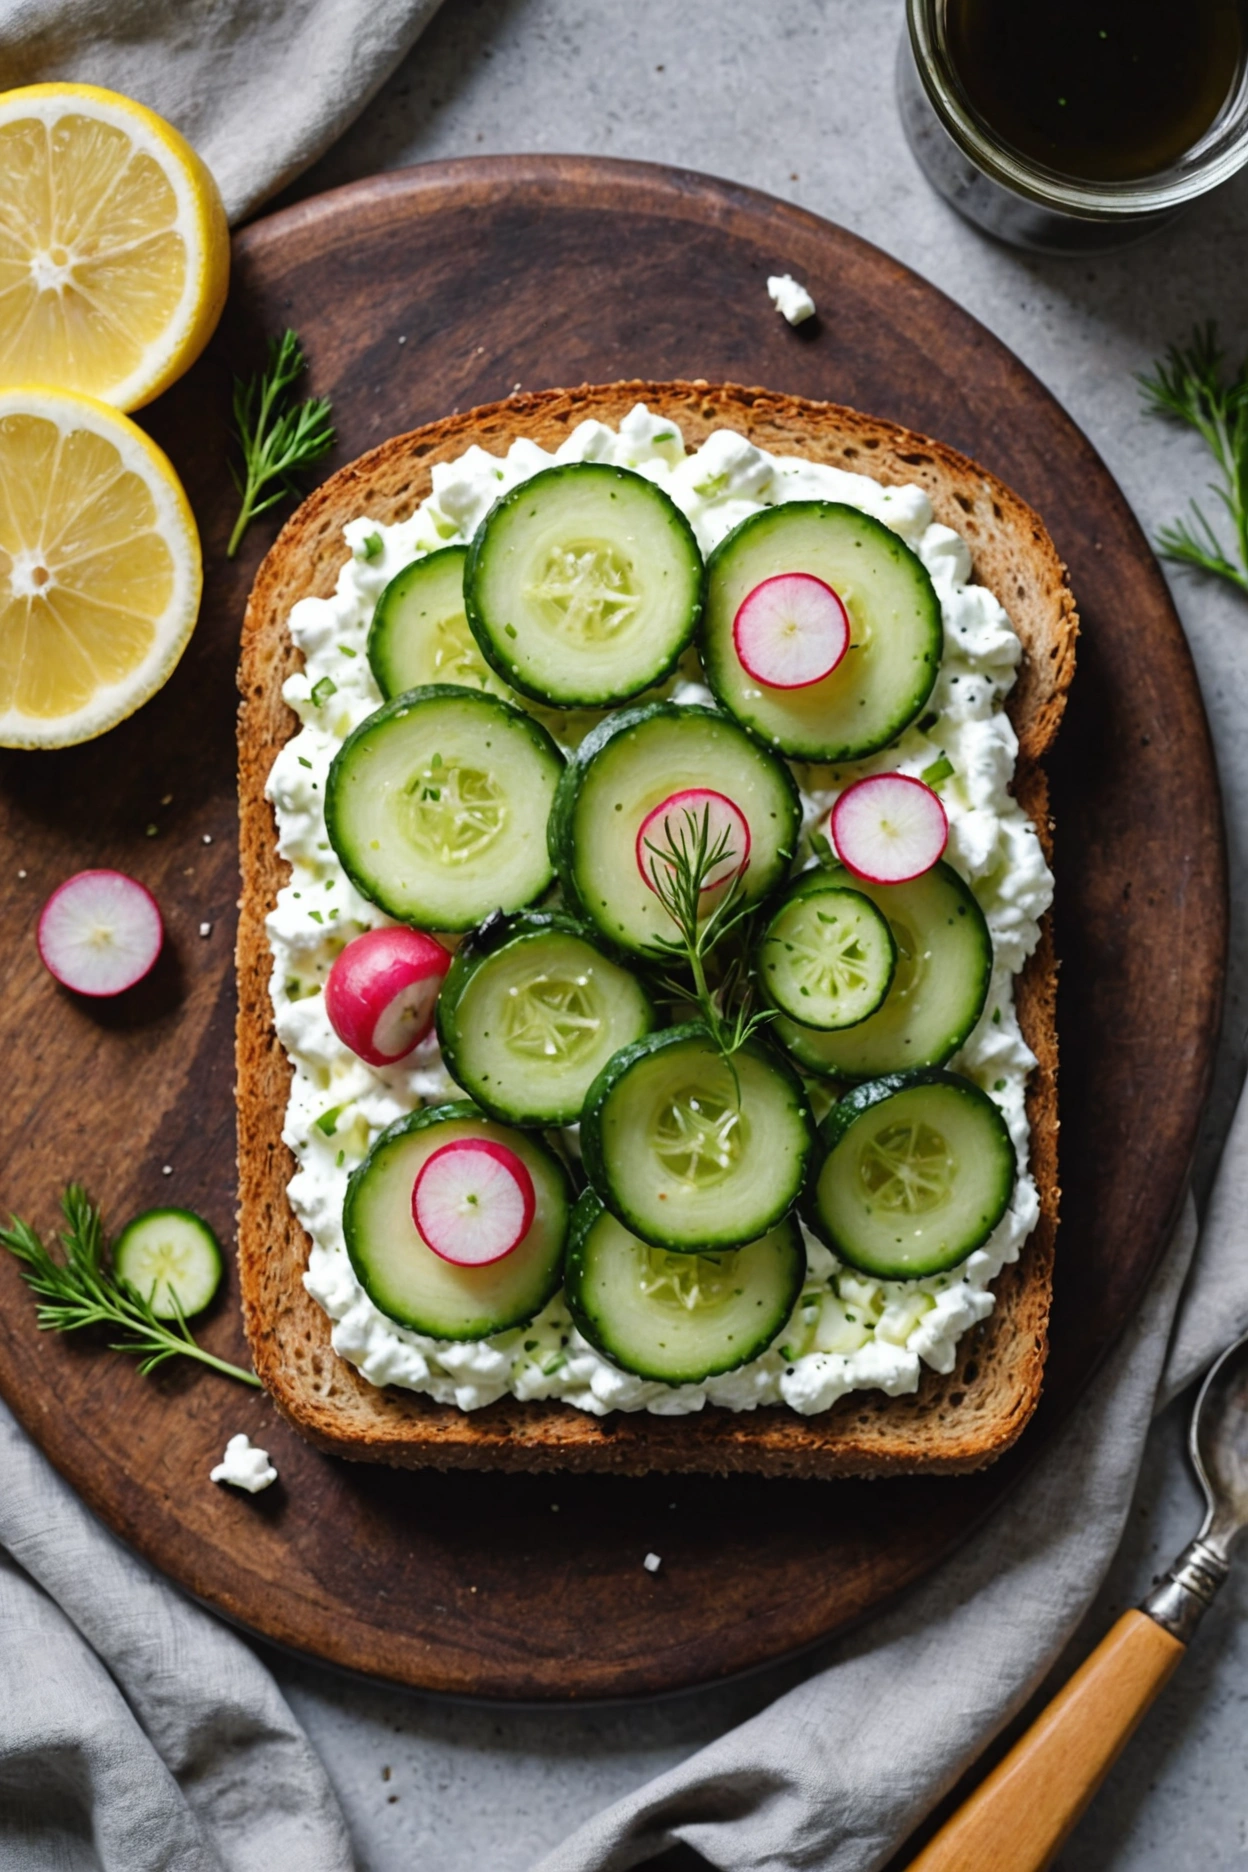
[945,0,1244,183]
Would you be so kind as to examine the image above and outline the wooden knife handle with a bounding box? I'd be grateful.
[904,1611,1184,1872]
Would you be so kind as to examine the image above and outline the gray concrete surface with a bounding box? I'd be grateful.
[265,3,1248,1865]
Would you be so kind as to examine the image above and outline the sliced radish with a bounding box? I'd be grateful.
[37,870,163,997]
[733,573,851,690]
[412,1137,536,1266]
[636,789,751,895]
[326,926,452,1067]
[830,773,948,884]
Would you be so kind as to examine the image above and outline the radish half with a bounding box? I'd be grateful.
[412,1137,536,1266]
[37,870,163,997]
[733,573,850,690]
[326,926,451,1067]
[636,789,751,895]
[830,773,948,884]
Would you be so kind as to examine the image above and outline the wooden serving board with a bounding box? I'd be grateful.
[0,157,1226,1700]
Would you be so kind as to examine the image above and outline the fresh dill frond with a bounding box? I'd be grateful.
[227,329,335,558]
[1139,323,1248,597]
[0,1185,260,1387]
[642,803,773,1092]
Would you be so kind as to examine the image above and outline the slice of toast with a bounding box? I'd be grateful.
[237,381,1076,1477]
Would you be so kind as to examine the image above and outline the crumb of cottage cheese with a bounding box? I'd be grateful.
[643,1552,662,1574]
[211,1433,278,1493]
[767,273,816,325]
[267,404,1052,1421]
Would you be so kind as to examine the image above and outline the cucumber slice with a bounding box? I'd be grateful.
[325,685,563,930]
[344,1102,571,1338]
[758,878,897,1029]
[803,1069,1016,1278]
[701,503,942,759]
[772,861,991,1079]
[580,1024,814,1251]
[565,1190,805,1384]
[436,910,658,1126]
[113,1207,223,1319]
[368,546,511,701]
[464,463,703,706]
[549,701,801,957]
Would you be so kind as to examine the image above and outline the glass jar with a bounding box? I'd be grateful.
[898,0,1248,253]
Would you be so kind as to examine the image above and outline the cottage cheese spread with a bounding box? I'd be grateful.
[266,405,1052,1418]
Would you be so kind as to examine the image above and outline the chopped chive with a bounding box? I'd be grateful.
[315,1103,347,1136]
[310,676,337,708]
[921,754,955,788]
[360,531,383,561]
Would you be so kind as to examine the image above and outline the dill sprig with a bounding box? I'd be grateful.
[227,329,335,558]
[1139,323,1248,596]
[642,804,773,1089]
[0,1185,260,1387]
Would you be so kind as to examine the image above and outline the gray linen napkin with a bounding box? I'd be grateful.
[0,0,444,221]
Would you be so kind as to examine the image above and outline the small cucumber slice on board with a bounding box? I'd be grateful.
[701,503,942,760]
[565,1189,805,1385]
[464,463,703,707]
[772,860,991,1079]
[325,685,563,930]
[436,910,658,1126]
[113,1207,223,1319]
[758,877,896,1030]
[580,1023,814,1251]
[344,1102,571,1338]
[803,1069,1016,1279]
[549,700,801,957]
[368,545,511,701]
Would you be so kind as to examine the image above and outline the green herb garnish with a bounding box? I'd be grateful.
[921,754,955,788]
[642,802,773,1092]
[1140,324,1248,596]
[315,1103,347,1137]
[0,1186,260,1387]
[360,531,383,561]
[809,827,837,869]
[310,676,337,708]
[227,329,336,559]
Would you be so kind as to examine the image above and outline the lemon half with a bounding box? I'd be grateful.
[0,386,202,748]
[0,83,229,412]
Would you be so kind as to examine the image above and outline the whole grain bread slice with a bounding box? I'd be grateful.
[237,380,1076,1478]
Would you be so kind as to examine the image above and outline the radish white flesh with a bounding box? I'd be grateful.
[733,573,850,690]
[326,926,451,1067]
[37,870,163,996]
[830,773,948,884]
[636,788,751,895]
[412,1138,536,1266]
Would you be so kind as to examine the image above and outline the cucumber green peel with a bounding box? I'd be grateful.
[0,1184,259,1387]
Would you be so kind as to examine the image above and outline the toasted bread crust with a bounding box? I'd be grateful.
[237,381,1074,1477]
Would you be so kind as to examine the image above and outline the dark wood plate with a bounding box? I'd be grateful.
[0,157,1225,1700]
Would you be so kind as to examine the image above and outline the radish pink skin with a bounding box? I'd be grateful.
[830,774,948,885]
[37,869,163,997]
[325,927,451,1067]
[636,788,751,895]
[733,573,851,690]
[412,1137,536,1267]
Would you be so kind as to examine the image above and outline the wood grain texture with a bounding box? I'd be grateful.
[237,378,1069,1477]
[0,157,1226,1698]
[905,1611,1185,1872]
